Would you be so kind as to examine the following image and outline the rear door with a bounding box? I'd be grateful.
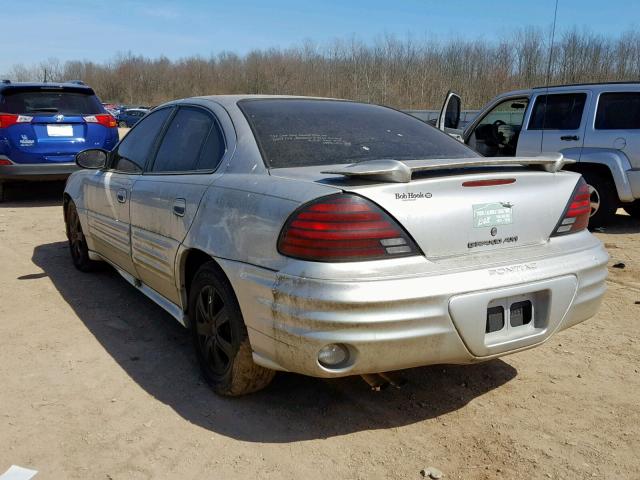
[84,107,173,274]
[586,90,640,169]
[130,105,227,304]
[517,91,590,160]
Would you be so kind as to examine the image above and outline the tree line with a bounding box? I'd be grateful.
[5,27,640,109]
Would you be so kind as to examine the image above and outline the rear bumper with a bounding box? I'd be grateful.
[218,233,608,378]
[0,159,78,181]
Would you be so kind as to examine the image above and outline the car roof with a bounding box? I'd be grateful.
[162,94,344,109]
[0,81,95,95]
[494,81,640,100]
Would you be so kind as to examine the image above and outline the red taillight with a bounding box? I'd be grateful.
[0,158,12,165]
[84,114,117,128]
[551,177,590,236]
[0,114,32,128]
[278,194,420,262]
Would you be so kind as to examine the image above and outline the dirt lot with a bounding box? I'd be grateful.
[1,183,639,480]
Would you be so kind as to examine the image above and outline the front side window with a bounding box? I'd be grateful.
[595,92,640,130]
[529,93,587,130]
[111,107,172,173]
[150,107,224,173]
[239,99,477,169]
[468,97,529,157]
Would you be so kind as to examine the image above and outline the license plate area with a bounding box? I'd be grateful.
[47,124,73,137]
[484,291,549,346]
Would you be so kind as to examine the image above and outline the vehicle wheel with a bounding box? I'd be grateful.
[65,201,98,272]
[0,182,4,202]
[623,200,640,219]
[118,121,127,128]
[581,172,618,228]
[189,261,275,396]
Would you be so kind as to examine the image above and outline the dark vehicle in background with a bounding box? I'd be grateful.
[0,80,118,200]
[116,108,149,127]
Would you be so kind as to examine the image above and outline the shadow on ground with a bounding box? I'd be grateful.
[31,241,517,443]
[591,210,640,235]
[0,181,65,207]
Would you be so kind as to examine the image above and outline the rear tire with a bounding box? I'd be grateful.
[0,182,4,202]
[623,200,640,219]
[189,261,275,396]
[65,201,99,272]
[581,172,618,228]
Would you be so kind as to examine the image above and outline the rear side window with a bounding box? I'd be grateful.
[112,108,172,173]
[151,107,224,173]
[238,99,477,169]
[0,90,103,115]
[595,92,640,130]
[529,93,587,130]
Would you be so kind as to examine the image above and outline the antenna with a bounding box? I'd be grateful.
[540,0,560,152]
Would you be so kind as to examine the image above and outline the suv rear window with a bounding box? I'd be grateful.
[0,89,103,115]
[595,92,640,130]
[238,99,477,168]
[528,93,587,130]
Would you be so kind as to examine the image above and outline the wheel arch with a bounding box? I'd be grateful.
[177,248,233,320]
[572,149,635,202]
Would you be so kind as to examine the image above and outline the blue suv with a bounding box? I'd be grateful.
[0,80,119,200]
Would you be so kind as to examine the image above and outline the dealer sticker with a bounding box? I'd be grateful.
[473,202,513,228]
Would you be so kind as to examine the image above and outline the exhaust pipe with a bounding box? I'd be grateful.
[360,374,389,391]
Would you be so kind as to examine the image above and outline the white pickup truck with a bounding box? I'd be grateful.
[436,83,640,226]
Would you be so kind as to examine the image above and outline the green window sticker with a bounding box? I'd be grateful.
[473,202,513,228]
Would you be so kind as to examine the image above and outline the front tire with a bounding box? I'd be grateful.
[65,201,98,272]
[189,261,275,396]
[581,172,618,228]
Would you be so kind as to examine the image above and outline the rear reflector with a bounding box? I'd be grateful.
[551,177,590,236]
[278,194,420,262]
[0,114,32,128]
[84,114,117,128]
[462,178,516,187]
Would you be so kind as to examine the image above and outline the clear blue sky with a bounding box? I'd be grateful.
[1,0,638,74]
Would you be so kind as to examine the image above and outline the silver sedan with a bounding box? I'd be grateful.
[63,95,608,395]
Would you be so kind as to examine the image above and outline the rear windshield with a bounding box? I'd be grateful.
[238,99,478,168]
[0,89,104,115]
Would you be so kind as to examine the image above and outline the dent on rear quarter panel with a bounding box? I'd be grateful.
[181,173,339,271]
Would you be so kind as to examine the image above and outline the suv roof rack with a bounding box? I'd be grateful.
[533,81,640,90]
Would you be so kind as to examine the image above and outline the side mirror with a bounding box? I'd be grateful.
[76,149,107,169]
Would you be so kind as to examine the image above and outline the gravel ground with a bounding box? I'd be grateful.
[0,183,638,479]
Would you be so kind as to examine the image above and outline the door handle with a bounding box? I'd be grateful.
[560,135,579,141]
[116,189,127,203]
[173,198,186,217]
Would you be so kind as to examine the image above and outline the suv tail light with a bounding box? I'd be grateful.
[551,177,590,236]
[84,114,117,128]
[278,194,420,262]
[0,114,33,128]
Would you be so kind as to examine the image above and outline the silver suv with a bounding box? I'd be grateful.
[437,83,640,226]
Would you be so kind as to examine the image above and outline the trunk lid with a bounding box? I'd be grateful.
[272,160,580,258]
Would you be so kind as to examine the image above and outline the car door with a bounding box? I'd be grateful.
[129,105,227,305]
[84,107,172,273]
[586,90,640,169]
[516,91,590,160]
[436,91,463,140]
[464,95,530,157]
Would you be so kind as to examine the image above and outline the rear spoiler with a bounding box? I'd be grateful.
[322,154,573,183]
